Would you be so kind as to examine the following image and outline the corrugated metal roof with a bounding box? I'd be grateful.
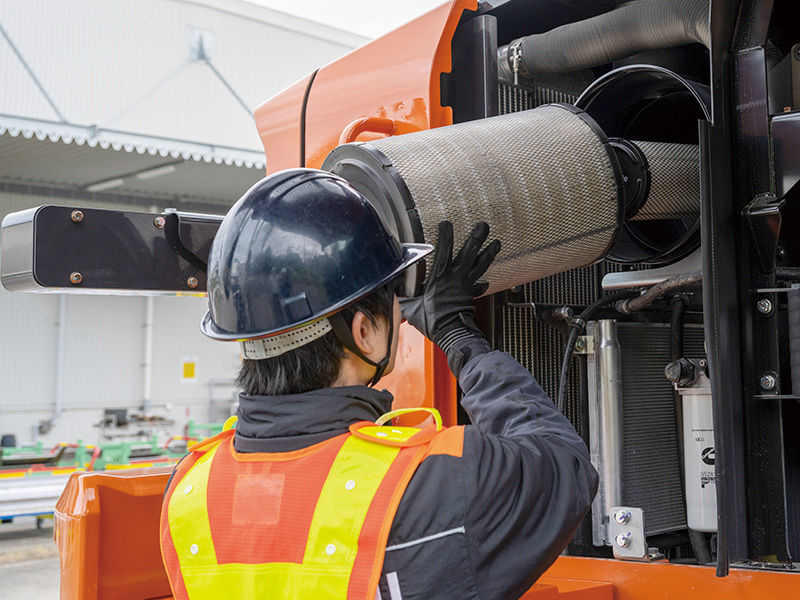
[0,114,265,168]
[0,114,264,205]
[0,0,362,151]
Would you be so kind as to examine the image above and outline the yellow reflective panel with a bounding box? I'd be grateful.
[303,436,399,595]
[168,445,219,578]
[179,563,349,598]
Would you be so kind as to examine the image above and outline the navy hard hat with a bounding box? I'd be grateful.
[201,168,432,341]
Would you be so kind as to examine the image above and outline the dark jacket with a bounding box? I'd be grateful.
[234,349,598,600]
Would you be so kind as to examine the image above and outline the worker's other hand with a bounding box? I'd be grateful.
[400,221,500,376]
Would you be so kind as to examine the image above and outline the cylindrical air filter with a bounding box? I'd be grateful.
[323,103,699,296]
[324,104,623,296]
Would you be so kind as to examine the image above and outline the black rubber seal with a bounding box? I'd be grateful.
[576,65,710,266]
[299,69,319,168]
[322,143,427,296]
[609,138,651,220]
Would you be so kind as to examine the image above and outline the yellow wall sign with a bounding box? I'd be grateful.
[182,358,197,382]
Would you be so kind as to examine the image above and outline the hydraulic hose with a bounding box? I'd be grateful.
[556,290,637,414]
[776,267,800,281]
[498,0,710,80]
[616,271,702,314]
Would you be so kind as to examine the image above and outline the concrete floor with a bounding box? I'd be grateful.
[0,517,60,599]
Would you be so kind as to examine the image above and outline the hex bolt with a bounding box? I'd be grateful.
[614,510,632,525]
[555,306,574,320]
[756,298,773,315]
[575,338,586,352]
[187,276,199,289]
[760,373,777,391]
[71,210,84,223]
[69,272,83,285]
[154,216,166,229]
[615,532,632,549]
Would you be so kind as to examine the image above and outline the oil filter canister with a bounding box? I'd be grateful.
[676,371,717,533]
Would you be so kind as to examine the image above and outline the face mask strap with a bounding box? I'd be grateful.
[328,311,393,387]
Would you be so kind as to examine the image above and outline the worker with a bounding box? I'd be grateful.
[159,168,599,600]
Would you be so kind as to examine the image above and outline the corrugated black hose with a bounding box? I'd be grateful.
[499,0,710,81]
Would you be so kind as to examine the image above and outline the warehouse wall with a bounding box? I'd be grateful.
[0,190,241,445]
[0,0,368,447]
[0,0,366,151]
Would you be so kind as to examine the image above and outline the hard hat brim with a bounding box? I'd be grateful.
[200,242,433,342]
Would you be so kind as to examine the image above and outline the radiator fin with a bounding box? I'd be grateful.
[617,323,705,535]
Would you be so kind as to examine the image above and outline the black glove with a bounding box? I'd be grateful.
[400,221,500,376]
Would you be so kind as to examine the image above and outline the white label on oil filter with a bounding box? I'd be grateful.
[682,390,717,532]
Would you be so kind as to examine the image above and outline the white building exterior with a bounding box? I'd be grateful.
[0,0,367,445]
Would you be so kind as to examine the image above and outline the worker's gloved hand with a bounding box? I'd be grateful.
[400,221,500,377]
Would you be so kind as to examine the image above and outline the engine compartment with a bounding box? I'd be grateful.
[436,0,800,570]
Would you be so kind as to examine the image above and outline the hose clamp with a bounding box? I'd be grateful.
[508,38,528,86]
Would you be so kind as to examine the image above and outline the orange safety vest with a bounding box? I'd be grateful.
[160,408,462,599]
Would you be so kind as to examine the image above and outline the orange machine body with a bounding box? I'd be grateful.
[254,0,477,428]
[54,466,796,600]
[53,1,800,598]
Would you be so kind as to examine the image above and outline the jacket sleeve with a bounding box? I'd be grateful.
[457,348,599,600]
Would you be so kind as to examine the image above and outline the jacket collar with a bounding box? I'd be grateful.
[234,385,394,453]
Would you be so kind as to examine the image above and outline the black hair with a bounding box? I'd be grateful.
[236,279,398,396]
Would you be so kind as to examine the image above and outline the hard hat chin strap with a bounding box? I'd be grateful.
[328,311,394,388]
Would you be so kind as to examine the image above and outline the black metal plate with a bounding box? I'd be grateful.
[31,206,221,293]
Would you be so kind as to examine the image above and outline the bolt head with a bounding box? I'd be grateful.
[756,298,773,315]
[154,216,166,229]
[614,510,631,525]
[187,276,199,289]
[71,210,84,223]
[615,532,632,548]
[760,373,777,391]
[575,338,585,351]
[69,272,83,285]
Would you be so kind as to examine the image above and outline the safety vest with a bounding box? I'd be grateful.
[160,408,462,600]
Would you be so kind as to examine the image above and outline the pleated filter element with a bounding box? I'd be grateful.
[323,103,700,296]
[630,142,700,222]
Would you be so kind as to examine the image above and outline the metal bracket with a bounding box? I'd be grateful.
[743,194,784,273]
[602,248,701,290]
[163,211,222,272]
[608,506,648,561]
[574,335,593,354]
[752,284,800,294]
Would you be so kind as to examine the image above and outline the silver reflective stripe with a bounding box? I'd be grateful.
[384,526,466,552]
[374,586,382,600]
[387,572,403,600]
